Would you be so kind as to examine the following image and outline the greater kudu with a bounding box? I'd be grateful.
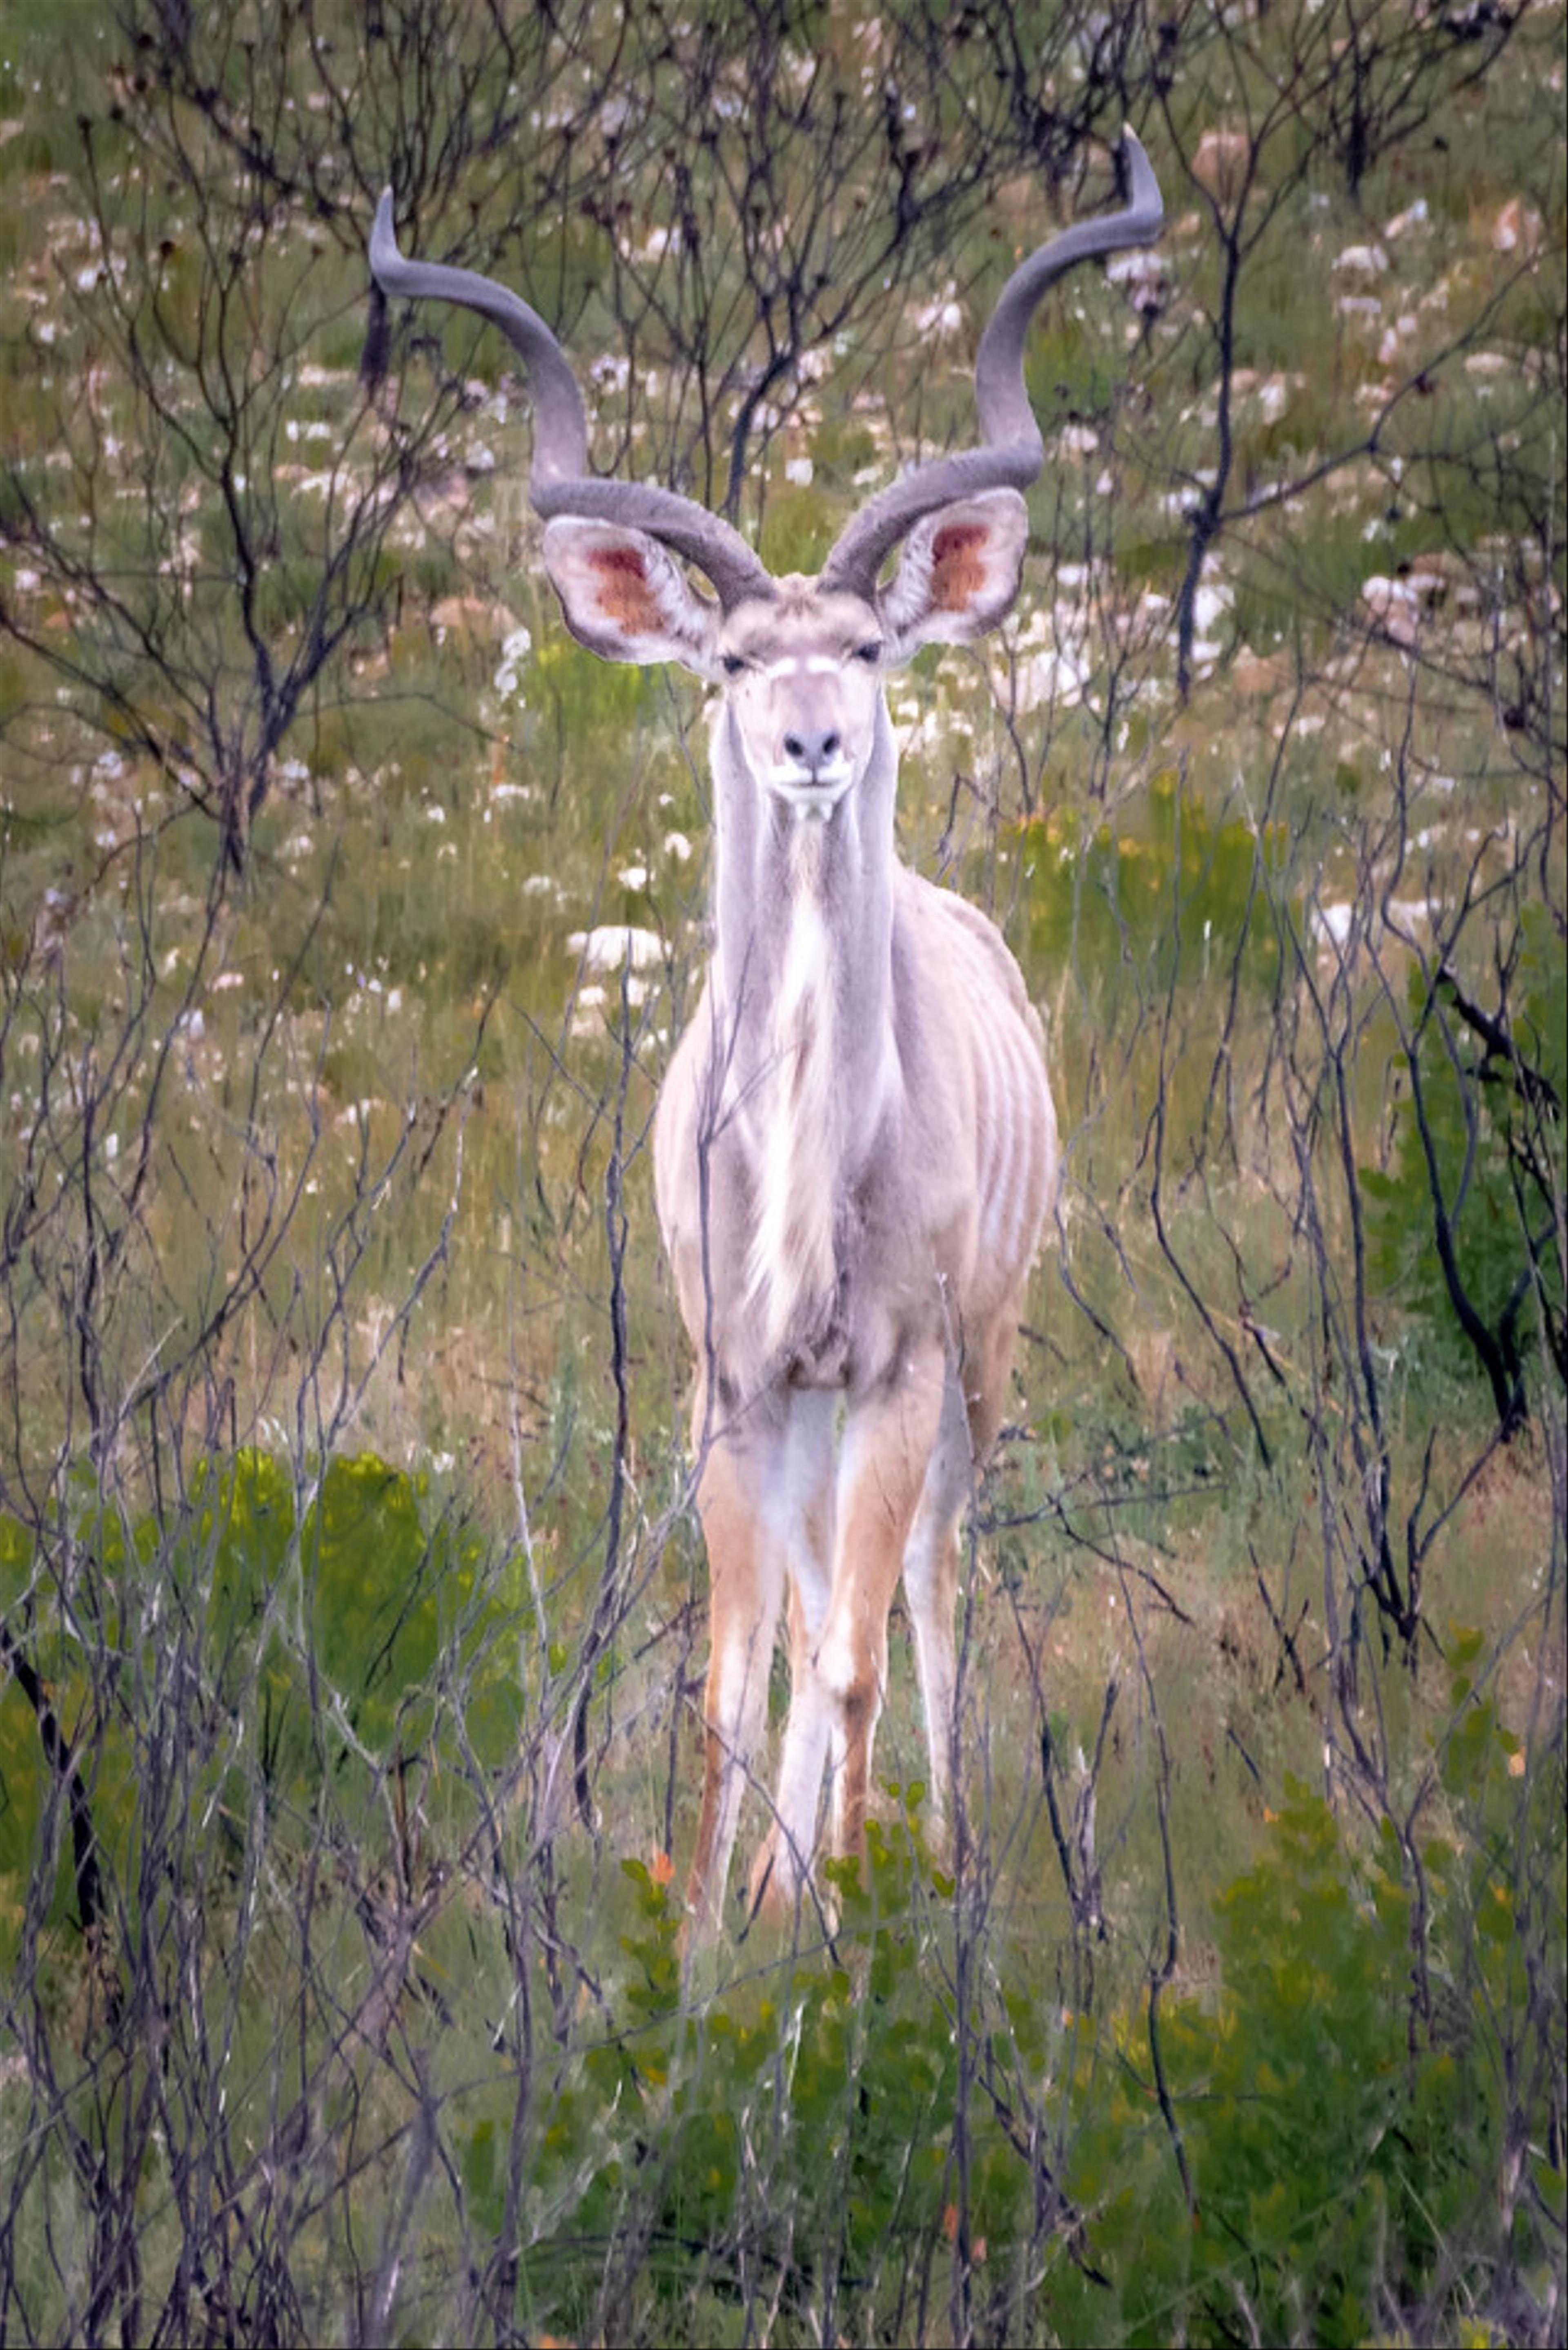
[370,134,1163,1944]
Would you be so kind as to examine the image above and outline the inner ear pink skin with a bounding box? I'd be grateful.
[928,522,989,612]
[588,544,665,635]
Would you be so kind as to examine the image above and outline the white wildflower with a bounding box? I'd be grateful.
[493,624,533,701]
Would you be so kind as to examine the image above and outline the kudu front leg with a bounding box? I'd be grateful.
[815,1345,947,1870]
[685,1426,784,1949]
[743,1390,837,1924]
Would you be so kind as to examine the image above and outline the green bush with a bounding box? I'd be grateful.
[0,1453,526,1965]
[1054,1753,1563,2347]
[1361,914,1567,1406]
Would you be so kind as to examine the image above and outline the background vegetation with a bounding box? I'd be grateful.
[0,1,1562,2342]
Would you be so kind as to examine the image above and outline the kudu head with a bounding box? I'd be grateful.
[369,136,1163,821]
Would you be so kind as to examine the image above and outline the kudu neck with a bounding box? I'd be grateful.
[710,700,898,1055]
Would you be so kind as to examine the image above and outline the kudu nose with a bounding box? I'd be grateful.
[782,727,842,777]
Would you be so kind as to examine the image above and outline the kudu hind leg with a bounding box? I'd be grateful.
[900,1363,972,1844]
[746,1581,832,1921]
[901,1309,1024,1851]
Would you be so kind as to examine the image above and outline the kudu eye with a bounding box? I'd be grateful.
[721,653,747,678]
[854,641,883,665]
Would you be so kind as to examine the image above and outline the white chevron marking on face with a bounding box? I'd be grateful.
[765,762,854,819]
[760,654,846,680]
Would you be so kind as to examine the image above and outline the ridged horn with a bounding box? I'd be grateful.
[820,130,1164,598]
[370,192,775,611]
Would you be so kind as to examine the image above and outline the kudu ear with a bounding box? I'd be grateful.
[875,489,1029,662]
[541,518,723,675]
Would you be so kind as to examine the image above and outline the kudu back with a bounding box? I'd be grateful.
[370,136,1163,1945]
